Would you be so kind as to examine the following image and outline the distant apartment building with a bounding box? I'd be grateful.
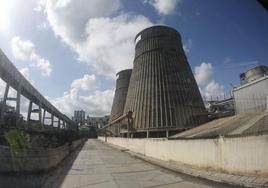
[87,115,109,129]
[72,110,85,125]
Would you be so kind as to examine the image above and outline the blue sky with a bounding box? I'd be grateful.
[0,0,267,117]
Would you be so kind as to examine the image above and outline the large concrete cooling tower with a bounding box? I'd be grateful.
[109,69,132,123]
[123,26,207,137]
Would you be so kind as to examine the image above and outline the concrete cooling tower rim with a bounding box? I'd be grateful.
[116,69,132,77]
[134,25,182,42]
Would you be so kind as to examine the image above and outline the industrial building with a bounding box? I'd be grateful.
[120,25,207,137]
[72,110,85,125]
[72,109,109,129]
[234,65,268,114]
[206,98,235,120]
[87,115,109,129]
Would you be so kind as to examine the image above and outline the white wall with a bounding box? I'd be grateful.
[234,76,268,113]
[99,135,268,176]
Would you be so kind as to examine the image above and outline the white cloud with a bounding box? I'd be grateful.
[30,53,52,76]
[37,22,49,30]
[44,72,114,117]
[10,37,34,61]
[40,0,121,44]
[10,36,52,76]
[194,62,213,87]
[35,0,48,12]
[194,62,224,99]
[183,39,193,54]
[19,67,35,85]
[34,0,154,117]
[203,80,224,100]
[19,67,29,78]
[77,15,152,77]
[49,88,114,117]
[145,0,181,15]
[71,74,97,91]
[37,0,153,78]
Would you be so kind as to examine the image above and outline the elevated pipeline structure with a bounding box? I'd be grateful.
[98,111,133,139]
[0,49,77,131]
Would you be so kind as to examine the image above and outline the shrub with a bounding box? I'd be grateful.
[4,129,30,171]
[4,129,30,150]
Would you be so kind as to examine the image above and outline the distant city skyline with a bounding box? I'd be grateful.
[0,0,267,118]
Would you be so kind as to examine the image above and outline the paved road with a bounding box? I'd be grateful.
[43,139,234,188]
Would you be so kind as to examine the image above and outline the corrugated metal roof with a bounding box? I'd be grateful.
[171,112,268,139]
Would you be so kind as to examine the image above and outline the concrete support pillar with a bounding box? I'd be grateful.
[3,84,9,103]
[58,119,60,129]
[0,84,21,127]
[38,102,42,126]
[15,85,21,127]
[42,110,46,125]
[146,130,149,138]
[27,101,33,127]
[166,130,169,138]
[51,114,54,127]
[16,85,21,115]
[0,84,9,125]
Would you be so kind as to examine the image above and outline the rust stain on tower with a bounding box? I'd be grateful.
[123,26,207,136]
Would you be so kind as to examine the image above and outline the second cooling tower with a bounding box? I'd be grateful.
[124,26,207,134]
[109,69,132,123]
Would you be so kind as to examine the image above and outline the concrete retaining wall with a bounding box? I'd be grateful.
[0,139,84,173]
[99,136,268,176]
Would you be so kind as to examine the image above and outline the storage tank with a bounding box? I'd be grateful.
[123,26,207,136]
[239,73,247,85]
[109,69,132,123]
[244,65,268,84]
